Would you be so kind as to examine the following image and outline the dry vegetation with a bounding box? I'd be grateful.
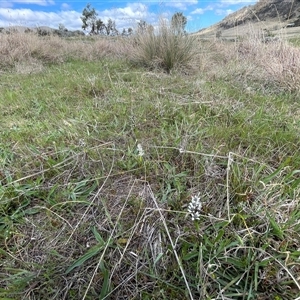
[127,19,198,73]
[200,34,300,93]
[1,29,300,91]
[195,0,300,40]
[0,28,300,300]
[0,32,126,72]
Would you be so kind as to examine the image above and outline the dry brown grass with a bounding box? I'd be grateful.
[260,40,300,92]
[0,32,127,72]
[1,30,299,93]
[197,33,300,93]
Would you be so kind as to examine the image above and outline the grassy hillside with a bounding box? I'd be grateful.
[0,30,300,299]
[195,0,300,40]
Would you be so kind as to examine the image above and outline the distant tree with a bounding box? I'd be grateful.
[113,23,119,35]
[81,3,99,34]
[121,28,133,36]
[128,27,133,35]
[137,20,147,33]
[37,27,51,36]
[24,28,33,34]
[105,18,118,36]
[171,12,187,35]
[137,20,153,34]
[58,23,67,31]
[81,4,118,36]
[95,19,106,34]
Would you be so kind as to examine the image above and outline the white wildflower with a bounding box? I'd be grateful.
[78,139,86,147]
[137,144,144,157]
[187,194,202,221]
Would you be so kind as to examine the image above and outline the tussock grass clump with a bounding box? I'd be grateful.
[129,19,198,73]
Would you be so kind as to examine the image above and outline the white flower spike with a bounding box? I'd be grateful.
[137,143,144,157]
[187,194,202,221]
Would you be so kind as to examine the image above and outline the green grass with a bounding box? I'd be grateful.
[0,36,300,300]
[289,37,300,47]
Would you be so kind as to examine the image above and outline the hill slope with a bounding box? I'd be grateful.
[196,0,300,38]
[220,0,300,29]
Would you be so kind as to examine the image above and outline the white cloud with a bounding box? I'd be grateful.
[191,8,204,15]
[191,4,214,15]
[0,8,81,29]
[226,9,234,15]
[215,9,234,16]
[220,0,256,4]
[95,3,161,30]
[0,3,158,31]
[166,0,197,11]
[61,3,71,11]
[1,0,55,6]
[102,3,149,21]
[202,0,256,18]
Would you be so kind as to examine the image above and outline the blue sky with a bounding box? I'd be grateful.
[0,1,257,33]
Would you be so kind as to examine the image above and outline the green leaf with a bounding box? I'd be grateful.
[262,166,284,184]
[254,261,259,291]
[99,261,111,299]
[183,250,198,261]
[269,218,284,240]
[92,226,105,244]
[154,252,164,265]
[258,257,273,267]
[267,212,284,240]
[23,207,40,215]
[214,229,224,244]
[65,244,103,274]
